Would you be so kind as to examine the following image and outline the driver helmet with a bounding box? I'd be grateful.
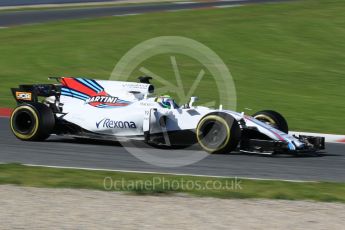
[156,95,173,109]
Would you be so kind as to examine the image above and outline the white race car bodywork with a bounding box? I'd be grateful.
[57,78,303,151]
[10,77,324,154]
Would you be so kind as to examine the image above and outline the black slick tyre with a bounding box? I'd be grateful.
[10,103,55,141]
[252,110,288,133]
[196,112,241,154]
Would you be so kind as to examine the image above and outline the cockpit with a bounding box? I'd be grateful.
[155,95,179,109]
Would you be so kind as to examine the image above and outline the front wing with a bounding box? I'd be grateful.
[239,135,325,154]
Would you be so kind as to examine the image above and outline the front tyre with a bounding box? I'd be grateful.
[10,103,55,141]
[252,110,288,133]
[196,113,241,154]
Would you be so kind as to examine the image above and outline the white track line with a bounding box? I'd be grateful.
[22,163,317,183]
[0,0,181,10]
[174,1,196,4]
[219,0,246,2]
[215,4,242,8]
[0,27,8,29]
[290,131,345,143]
[113,13,142,17]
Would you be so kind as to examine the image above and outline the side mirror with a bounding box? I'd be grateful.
[189,96,198,108]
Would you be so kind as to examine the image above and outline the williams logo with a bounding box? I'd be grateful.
[96,118,137,129]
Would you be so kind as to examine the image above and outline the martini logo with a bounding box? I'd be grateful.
[60,78,130,108]
[85,93,129,108]
[86,96,118,104]
[84,91,123,107]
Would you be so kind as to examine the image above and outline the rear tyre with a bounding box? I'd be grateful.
[10,103,55,141]
[196,113,241,154]
[252,110,288,133]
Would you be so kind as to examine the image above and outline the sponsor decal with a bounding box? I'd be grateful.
[85,96,118,105]
[96,118,137,129]
[15,92,32,101]
[61,77,130,108]
[140,102,155,107]
[122,83,149,89]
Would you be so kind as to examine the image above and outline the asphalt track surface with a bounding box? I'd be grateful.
[1,118,345,182]
[0,0,287,27]
[0,0,121,7]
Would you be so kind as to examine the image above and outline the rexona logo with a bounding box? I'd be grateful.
[96,118,137,129]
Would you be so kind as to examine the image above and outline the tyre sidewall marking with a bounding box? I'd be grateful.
[197,115,231,153]
[10,105,39,140]
[254,114,276,126]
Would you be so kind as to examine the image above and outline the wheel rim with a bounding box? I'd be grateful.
[12,110,36,135]
[254,114,278,129]
[198,118,229,151]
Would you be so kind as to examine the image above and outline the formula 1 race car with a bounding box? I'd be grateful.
[9,77,325,155]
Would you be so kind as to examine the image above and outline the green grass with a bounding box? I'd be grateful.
[0,0,345,133]
[1,164,345,202]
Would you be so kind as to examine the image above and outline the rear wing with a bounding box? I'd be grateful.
[11,84,61,104]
